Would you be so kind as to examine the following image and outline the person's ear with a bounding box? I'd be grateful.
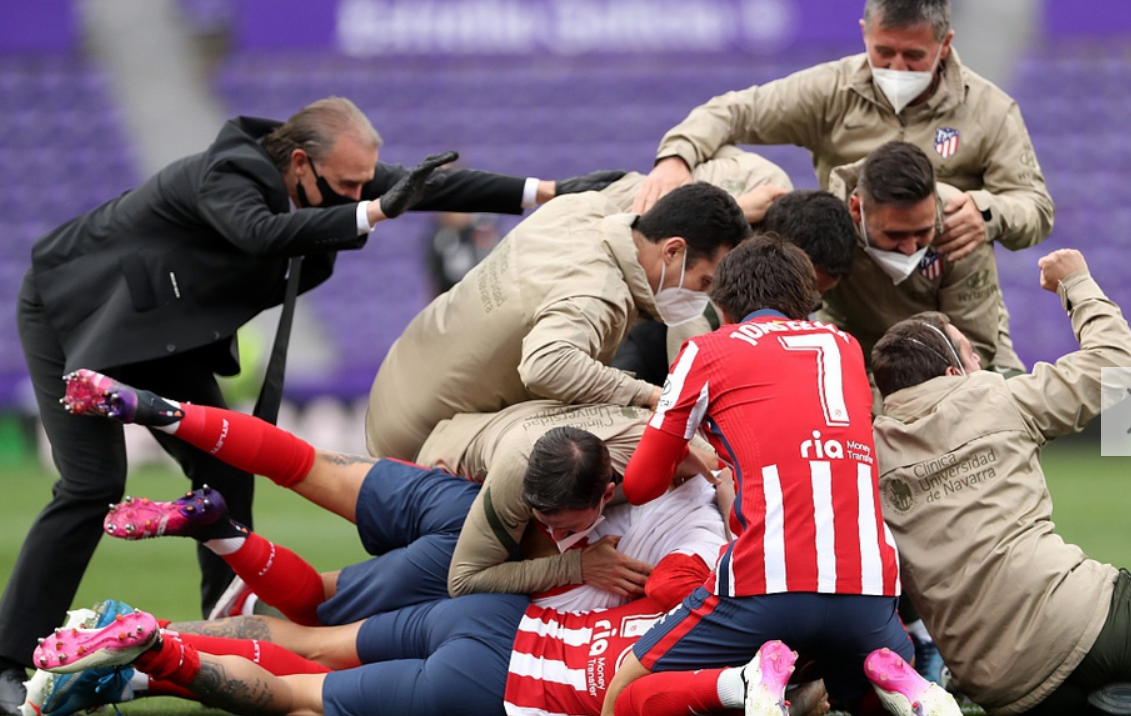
[290,149,310,174]
[664,237,687,263]
[848,193,863,224]
[603,482,616,503]
[944,365,964,377]
[939,29,955,61]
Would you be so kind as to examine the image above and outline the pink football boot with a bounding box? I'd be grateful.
[743,640,797,716]
[865,647,961,716]
[33,611,158,674]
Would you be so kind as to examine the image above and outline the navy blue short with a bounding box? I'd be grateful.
[634,587,913,702]
[316,459,480,626]
[323,593,529,716]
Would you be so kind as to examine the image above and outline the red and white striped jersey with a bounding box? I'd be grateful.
[504,598,667,716]
[647,313,900,598]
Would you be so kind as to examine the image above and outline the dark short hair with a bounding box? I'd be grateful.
[709,233,817,322]
[857,141,936,210]
[634,182,753,264]
[872,316,961,397]
[522,427,612,514]
[763,190,856,278]
[263,96,382,173]
[864,0,950,42]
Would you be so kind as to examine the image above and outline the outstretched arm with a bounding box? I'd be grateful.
[1009,249,1131,438]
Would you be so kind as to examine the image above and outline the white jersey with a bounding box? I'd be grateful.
[534,478,726,611]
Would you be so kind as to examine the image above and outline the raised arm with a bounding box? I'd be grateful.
[1008,250,1131,438]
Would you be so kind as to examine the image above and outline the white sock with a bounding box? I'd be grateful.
[127,670,147,697]
[906,618,933,644]
[203,536,247,555]
[716,666,746,708]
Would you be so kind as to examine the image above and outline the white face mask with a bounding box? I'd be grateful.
[869,44,943,114]
[552,499,607,553]
[653,251,710,326]
[860,205,929,285]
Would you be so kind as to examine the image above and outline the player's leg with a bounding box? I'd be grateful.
[32,609,328,716]
[810,594,959,715]
[325,594,526,716]
[63,368,366,521]
[315,462,480,625]
[165,617,363,672]
[607,589,807,716]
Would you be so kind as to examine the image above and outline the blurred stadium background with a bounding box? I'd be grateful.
[0,0,1129,461]
[0,2,1129,713]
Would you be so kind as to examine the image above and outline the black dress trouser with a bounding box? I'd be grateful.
[0,272,254,668]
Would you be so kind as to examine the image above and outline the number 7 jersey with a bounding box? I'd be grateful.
[652,314,901,598]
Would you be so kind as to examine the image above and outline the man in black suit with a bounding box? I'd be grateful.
[0,96,622,713]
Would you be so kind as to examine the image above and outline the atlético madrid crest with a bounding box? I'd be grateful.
[934,127,960,158]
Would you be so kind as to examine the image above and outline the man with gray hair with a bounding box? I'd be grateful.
[633,0,1050,378]
[0,95,624,715]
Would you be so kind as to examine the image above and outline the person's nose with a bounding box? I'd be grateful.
[897,239,920,255]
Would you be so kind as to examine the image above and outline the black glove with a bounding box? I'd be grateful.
[380,150,459,218]
[555,169,628,195]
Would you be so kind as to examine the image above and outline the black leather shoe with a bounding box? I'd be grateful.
[0,667,27,716]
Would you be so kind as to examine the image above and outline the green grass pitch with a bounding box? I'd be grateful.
[2,432,1128,715]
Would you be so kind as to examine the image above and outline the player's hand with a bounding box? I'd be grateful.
[580,535,652,597]
[935,193,986,261]
[736,185,789,225]
[632,157,692,214]
[377,150,458,219]
[672,445,717,489]
[1038,249,1088,292]
[555,170,628,196]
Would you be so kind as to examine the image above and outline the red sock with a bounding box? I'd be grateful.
[175,632,330,675]
[134,632,201,686]
[146,678,197,700]
[223,532,325,626]
[615,669,729,716]
[173,405,315,488]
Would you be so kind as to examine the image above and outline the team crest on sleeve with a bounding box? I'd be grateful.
[934,127,960,159]
[918,248,942,279]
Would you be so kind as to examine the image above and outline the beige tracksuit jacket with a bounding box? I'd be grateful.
[874,271,1130,714]
[602,144,793,210]
[366,192,658,460]
[603,145,794,364]
[655,49,1054,251]
[821,160,1014,371]
[416,400,651,597]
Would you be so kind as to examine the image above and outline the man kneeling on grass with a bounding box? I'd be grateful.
[872,249,1131,716]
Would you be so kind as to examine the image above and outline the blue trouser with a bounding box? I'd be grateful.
[316,459,481,625]
[323,594,529,716]
[635,587,913,702]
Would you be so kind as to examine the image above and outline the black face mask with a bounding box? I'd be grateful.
[296,159,354,208]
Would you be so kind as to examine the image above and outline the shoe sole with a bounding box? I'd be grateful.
[865,648,961,716]
[34,612,157,674]
[61,370,133,421]
[745,640,796,716]
[104,487,225,540]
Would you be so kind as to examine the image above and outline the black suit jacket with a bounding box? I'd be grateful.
[30,116,526,375]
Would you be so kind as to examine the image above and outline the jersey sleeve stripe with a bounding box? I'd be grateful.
[650,340,699,435]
